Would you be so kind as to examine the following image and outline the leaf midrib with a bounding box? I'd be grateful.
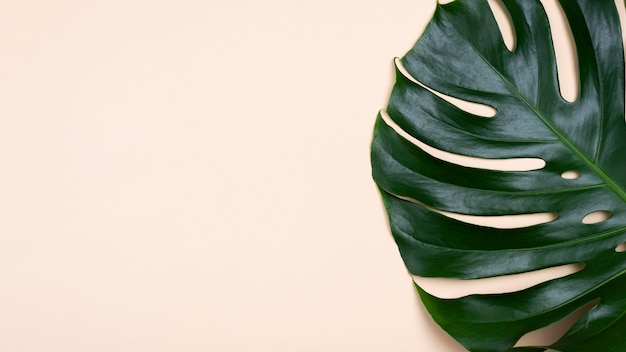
[437,6,626,204]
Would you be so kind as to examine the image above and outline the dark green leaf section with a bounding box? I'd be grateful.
[380,192,626,279]
[372,0,626,351]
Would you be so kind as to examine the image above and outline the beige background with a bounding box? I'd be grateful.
[1,0,624,351]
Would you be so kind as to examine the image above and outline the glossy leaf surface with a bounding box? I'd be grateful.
[371,0,626,351]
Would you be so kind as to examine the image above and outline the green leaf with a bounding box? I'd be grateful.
[371,0,626,351]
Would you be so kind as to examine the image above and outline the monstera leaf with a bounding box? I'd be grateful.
[371,0,626,351]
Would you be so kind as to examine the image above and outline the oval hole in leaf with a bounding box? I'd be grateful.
[514,298,601,348]
[394,58,497,118]
[380,110,546,171]
[560,170,581,180]
[413,263,584,299]
[616,242,626,252]
[540,0,579,102]
[488,0,516,51]
[582,211,612,225]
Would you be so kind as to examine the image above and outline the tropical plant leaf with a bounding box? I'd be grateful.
[371,0,626,351]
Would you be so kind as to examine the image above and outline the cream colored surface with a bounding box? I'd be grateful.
[1,1,623,351]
